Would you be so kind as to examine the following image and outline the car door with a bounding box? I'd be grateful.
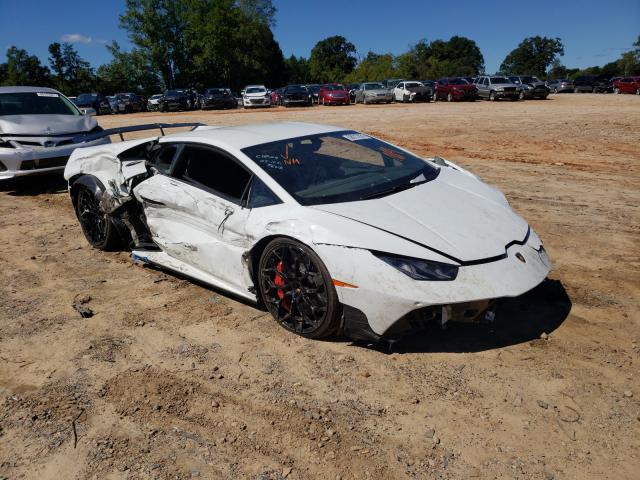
[133,142,254,290]
[479,77,489,98]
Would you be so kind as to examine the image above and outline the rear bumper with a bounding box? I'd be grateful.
[322,97,349,104]
[0,137,111,180]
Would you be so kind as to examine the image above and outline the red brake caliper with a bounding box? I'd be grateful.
[275,261,291,310]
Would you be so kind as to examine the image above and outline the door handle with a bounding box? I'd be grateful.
[139,196,166,207]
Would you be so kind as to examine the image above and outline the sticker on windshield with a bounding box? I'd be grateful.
[379,146,405,161]
[36,93,59,97]
[342,133,370,141]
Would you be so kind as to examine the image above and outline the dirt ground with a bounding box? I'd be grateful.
[1,94,639,480]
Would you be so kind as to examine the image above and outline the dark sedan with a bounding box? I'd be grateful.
[159,89,197,112]
[75,93,111,115]
[199,88,237,109]
[281,85,312,107]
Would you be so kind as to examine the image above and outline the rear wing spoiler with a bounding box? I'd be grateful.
[73,122,205,144]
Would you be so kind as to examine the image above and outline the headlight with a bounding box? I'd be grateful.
[373,252,459,281]
[496,87,504,91]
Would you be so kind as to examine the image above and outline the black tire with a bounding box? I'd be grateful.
[258,238,340,339]
[74,187,121,251]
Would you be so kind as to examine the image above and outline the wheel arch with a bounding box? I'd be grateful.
[68,173,107,205]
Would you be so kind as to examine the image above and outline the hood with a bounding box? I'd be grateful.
[493,83,516,88]
[449,84,476,90]
[245,91,268,98]
[0,114,97,136]
[313,168,528,263]
[406,85,429,93]
[365,89,391,95]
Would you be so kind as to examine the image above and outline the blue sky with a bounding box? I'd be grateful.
[1,0,638,73]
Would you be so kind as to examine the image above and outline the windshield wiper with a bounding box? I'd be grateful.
[361,180,426,200]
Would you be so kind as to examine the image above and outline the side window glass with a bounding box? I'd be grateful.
[177,146,251,203]
[247,177,282,208]
[153,144,179,174]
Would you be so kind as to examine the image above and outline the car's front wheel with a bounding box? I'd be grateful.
[74,187,121,251]
[258,238,340,339]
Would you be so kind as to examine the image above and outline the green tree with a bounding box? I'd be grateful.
[345,52,398,82]
[47,42,95,94]
[285,55,311,84]
[96,42,162,94]
[1,46,51,86]
[499,36,564,77]
[309,35,356,83]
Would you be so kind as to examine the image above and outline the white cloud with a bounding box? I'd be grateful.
[60,34,92,44]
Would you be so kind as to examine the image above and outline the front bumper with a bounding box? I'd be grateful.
[323,96,349,104]
[315,236,551,337]
[494,89,519,98]
[0,137,111,180]
[364,94,392,103]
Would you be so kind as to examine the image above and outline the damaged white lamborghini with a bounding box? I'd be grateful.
[64,122,551,341]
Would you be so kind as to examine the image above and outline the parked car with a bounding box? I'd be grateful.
[546,79,574,93]
[392,81,432,103]
[346,83,360,103]
[354,82,393,104]
[200,88,237,109]
[64,121,551,341]
[507,75,549,100]
[573,75,612,93]
[74,93,111,115]
[242,85,271,108]
[270,88,283,106]
[115,92,146,113]
[146,94,163,111]
[0,86,109,180]
[474,76,519,101]
[280,85,312,107]
[159,89,197,112]
[306,84,321,104]
[433,77,477,102]
[613,77,640,95]
[420,80,436,91]
[318,84,350,105]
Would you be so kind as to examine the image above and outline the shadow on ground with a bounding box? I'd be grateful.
[0,174,67,196]
[366,278,571,354]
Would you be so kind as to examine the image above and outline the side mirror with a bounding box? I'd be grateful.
[81,107,97,116]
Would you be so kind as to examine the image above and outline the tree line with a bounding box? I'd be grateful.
[0,0,638,96]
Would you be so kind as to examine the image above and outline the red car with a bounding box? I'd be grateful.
[433,77,478,102]
[613,77,640,95]
[318,83,350,105]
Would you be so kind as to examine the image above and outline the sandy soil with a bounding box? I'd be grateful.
[1,94,639,480]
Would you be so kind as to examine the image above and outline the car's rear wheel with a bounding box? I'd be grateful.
[258,238,340,339]
[447,92,453,102]
[74,187,121,251]
[489,91,496,101]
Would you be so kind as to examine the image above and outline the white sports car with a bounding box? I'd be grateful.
[64,122,551,341]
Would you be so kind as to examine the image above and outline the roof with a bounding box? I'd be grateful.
[0,86,61,94]
[161,121,347,150]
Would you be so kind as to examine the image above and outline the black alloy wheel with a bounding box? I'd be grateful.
[259,238,340,339]
[75,187,120,250]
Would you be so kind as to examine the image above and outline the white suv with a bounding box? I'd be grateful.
[242,85,271,108]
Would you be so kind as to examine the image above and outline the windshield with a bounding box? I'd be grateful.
[242,131,439,206]
[76,93,98,102]
[245,87,266,94]
[405,82,423,88]
[150,94,162,99]
[449,78,468,85]
[0,92,80,116]
[286,86,307,93]
[490,77,511,83]
[364,83,384,90]
[206,89,224,95]
[166,89,184,95]
[324,85,345,91]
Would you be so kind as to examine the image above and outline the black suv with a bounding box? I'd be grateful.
[199,88,237,110]
[75,93,112,115]
[573,75,612,93]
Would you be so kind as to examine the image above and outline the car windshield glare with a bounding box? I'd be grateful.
[491,77,511,83]
[242,131,439,206]
[324,85,345,91]
[246,87,266,94]
[0,92,79,116]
